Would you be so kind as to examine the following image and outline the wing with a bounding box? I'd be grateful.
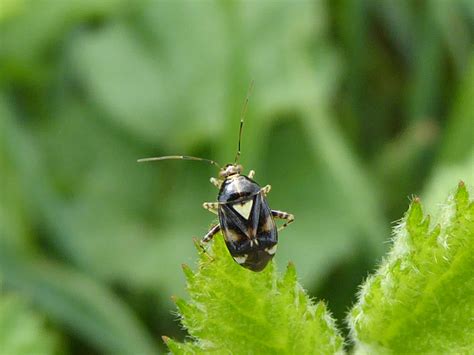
[254,193,278,247]
[218,195,257,254]
[218,193,277,251]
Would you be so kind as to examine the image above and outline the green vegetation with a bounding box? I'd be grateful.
[166,238,343,354]
[165,183,473,354]
[0,0,472,353]
[348,182,473,354]
[0,291,61,355]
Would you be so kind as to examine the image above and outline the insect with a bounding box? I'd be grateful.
[138,82,294,271]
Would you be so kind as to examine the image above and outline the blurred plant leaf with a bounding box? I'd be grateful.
[262,117,386,288]
[430,0,473,74]
[423,56,474,211]
[0,291,62,355]
[302,112,387,247]
[373,119,439,218]
[437,56,474,165]
[0,246,158,355]
[1,97,158,354]
[165,236,344,354]
[407,2,443,123]
[72,1,229,148]
[374,1,472,118]
[1,0,381,301]
[0,103,33,251]
[1,81,213,303]
[348,183,474,353]
[0,0,126,86]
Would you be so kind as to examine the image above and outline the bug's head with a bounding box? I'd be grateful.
[219,164,242,179]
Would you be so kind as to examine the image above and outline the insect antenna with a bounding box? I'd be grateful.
[137,155,221,169]
[234,80,254,164]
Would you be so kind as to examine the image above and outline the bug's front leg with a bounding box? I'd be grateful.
[210,177,222,188]
[202,202,219,215]
[248,170,255,179]
[271,210,294,231]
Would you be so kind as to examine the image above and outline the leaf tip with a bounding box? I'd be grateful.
[287,260,296,271]
[192,237,202,252]
[282,261,297,284]
[407,196,424,226]
[173,296,194,318]
[455,180,469,206]
[162,336,182,353]
[182,263,194,281]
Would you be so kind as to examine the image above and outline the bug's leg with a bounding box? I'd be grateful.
[248,170,255,179]
[210,177,222,188]
[194,224,221,260]
[192,236,212,261]
[202,202,219,215]
[201,224,221,244]
[261,184,271,196]
[271,210,294,231]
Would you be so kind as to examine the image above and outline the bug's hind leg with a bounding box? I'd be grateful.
[195,224,221,259]
[201,224,221,244]
[271,210,294,231]
[203,202,219,215]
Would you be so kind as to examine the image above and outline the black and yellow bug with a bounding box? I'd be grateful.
[138,83,294,271]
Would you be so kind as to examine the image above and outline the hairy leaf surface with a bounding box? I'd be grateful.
[348,183,474,354]
[166,236,344,354]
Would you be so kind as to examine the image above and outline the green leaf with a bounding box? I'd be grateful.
[165,236,344,354]
[348,182,474,354]
[0,292,61,355]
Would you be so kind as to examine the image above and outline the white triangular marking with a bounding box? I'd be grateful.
[233,200,253,220]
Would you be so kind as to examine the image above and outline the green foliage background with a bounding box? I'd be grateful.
[0,0,472,353]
